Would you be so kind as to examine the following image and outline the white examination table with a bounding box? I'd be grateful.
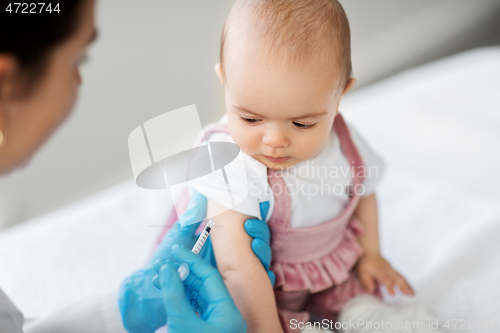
[0,47,499,332]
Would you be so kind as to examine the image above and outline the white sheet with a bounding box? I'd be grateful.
[340,46,500,329]
[0,181,172,320]
[0,47,499,331]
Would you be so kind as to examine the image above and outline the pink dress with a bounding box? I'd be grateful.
[154,113,381,332]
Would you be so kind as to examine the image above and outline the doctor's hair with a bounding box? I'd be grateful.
[220,0,352,91]
[0,0,83,89]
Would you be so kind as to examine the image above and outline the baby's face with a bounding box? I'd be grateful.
[221,39,350,170]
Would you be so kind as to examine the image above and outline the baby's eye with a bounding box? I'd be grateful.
[293,122,316,129]
[241,117,261,124]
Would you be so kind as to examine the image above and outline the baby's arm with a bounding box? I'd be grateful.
[353,193,414,295]
[354,193,381,256]
[208,200,283,333]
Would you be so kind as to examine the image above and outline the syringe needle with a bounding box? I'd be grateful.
[177,217,216,280]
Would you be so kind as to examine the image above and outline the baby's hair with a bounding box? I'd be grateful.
[220,0,352,91]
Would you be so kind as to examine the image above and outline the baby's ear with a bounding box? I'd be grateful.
[341,78,357,96]
[214,63,224,84]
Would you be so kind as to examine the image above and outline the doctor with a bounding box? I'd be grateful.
[0,0,275,332]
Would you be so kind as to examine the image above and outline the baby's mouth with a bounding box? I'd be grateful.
[264,155,291,163]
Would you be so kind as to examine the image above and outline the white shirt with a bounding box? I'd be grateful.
[192,115,385,228]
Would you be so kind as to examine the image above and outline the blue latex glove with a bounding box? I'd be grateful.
[118,191,207,333]
[157,246,247,333]
[118,191,274,333]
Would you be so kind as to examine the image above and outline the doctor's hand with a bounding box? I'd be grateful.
[157,246,247,333]
[118,191,274,333]
[118,191,207,333]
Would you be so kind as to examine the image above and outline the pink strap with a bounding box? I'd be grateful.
[332,113,365,187]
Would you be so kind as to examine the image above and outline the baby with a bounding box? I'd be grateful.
[162,0,441,332]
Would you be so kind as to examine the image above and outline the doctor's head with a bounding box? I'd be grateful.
[0,0,97,174]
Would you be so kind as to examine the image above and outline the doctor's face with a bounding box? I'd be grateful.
[0,0,97,174]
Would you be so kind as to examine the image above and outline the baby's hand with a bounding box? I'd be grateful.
[355,253,414,296]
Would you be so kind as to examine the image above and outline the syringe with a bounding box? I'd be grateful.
[177,218,215,281]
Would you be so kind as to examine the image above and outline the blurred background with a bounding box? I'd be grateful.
[1,0,499,229]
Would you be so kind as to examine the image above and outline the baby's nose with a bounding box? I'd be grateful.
[262,126,289,148]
